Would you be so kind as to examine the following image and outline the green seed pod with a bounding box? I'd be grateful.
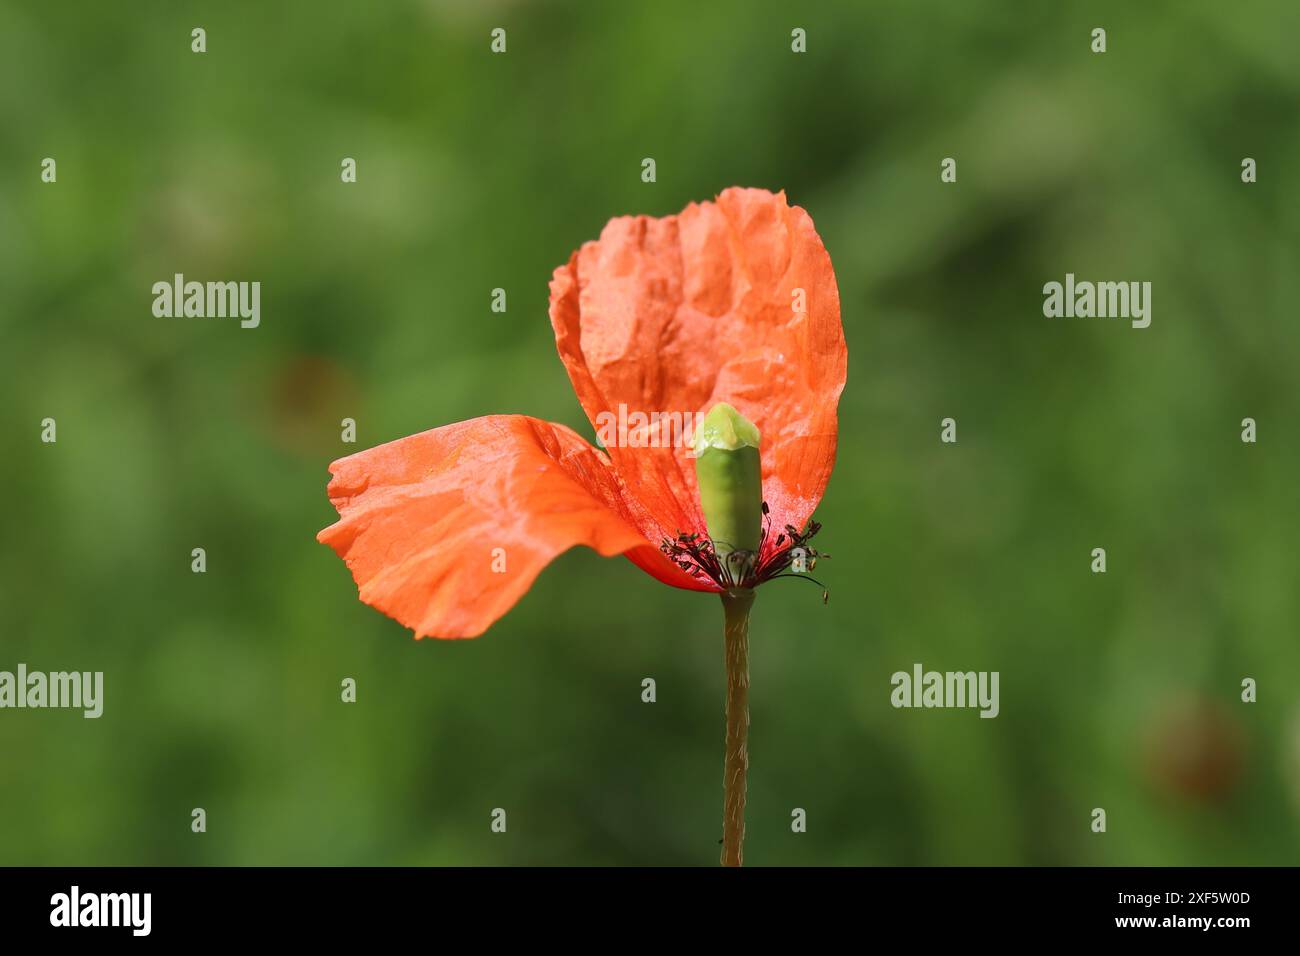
[693,403,762,577]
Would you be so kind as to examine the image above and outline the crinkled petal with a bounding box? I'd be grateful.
[317,415,711,639]
[549,187,845,551]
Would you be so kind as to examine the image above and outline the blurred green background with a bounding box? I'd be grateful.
[2,0,1298,866]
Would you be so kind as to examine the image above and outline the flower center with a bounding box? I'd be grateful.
[660,502,829,598]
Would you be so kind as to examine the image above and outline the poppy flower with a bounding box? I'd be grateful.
[318,186,846,865]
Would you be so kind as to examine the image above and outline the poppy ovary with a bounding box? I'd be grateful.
[693,403,763,586]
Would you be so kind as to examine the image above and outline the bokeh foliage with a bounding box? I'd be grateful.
[1,0,1297,864]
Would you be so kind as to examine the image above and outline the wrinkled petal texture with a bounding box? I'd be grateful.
[550,187,846,557]
[318,415,710,639]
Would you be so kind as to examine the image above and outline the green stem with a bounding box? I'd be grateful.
[720,587,755,867]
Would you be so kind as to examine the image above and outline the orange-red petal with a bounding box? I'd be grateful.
[317,415,710,640]
[549,187,846,549]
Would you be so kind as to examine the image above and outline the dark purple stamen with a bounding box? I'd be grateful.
[659,501,829,596]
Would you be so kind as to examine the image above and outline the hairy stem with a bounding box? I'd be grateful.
[720,587,755,867]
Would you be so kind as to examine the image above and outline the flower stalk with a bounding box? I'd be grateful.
[720,586,754,866]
